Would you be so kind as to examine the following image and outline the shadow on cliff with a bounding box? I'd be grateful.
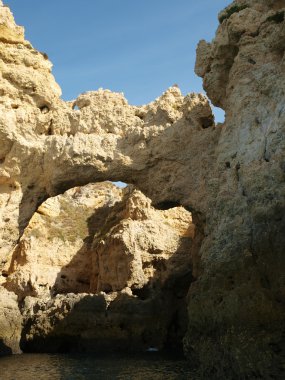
[20,263,194,355]
[18,185,48,237]
[51,200,117,295]
[20,194,202,355]
[16,102,212,354]
[0,340,12,356]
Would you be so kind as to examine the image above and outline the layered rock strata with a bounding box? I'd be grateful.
[0,1,284,378]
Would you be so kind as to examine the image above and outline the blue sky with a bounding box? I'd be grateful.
[5,0,231,122]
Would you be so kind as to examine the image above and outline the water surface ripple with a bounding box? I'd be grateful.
[0,353,193,380]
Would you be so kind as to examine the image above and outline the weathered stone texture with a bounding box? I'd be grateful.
[0,1,284,377]
[0,1,217,272]
[4,181,194,353]
[5,182,194,300]
[20,292,179,353]
[187,0,285,377]
[0,287,22,355]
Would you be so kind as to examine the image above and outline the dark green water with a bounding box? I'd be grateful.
[0,353,193,380]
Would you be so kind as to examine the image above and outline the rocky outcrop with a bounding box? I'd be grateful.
[0,0,216,275]
[185,0,285,378]
[91,185,194,294]
[4,182,122,298]
[0,1,284,378]
[5,182,193,299]
[4,181,194,352]
[21,289,188,353]
[0,2,67,273]
[0,78,214,276]
[0,2,203,352]
[0,287,22,355]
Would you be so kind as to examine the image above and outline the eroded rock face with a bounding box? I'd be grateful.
[186,0,285,377]
[4,182,122,298]
[0,3,69,272]
[21,291,182,353]
[0,3,217,276]
[5,182,194,300]
[91,186,194,294]
[0,287,22,355]
[4,182,194,353]
[0,1,284,377]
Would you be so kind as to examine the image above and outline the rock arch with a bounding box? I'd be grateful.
[1,1,285,377]
[0,6,218,269]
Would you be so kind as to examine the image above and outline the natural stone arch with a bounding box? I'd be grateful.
[0,11,218,272]
[0,6,219,274]
[1,1,285,377]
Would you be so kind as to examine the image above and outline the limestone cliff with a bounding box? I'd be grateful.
[4,181,194,352]
[5,182,122,298]
[185,1,285,378]
[5,182,193,298]
[0,1,215,275]
[0,287,22,355]
[0,1,284,378]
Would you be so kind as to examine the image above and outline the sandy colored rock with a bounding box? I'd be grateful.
[187,0,285,377]
[5,182,122,298]
[0,1,24,44]
[21,291,185,353]
[91,187,194,293]
[0,1,284,378]
[5,182,194,300]
[0,287,22,355]
[0,2,216,276]
[5,180,194,354]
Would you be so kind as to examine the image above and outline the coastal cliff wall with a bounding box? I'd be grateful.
[0,1,284,378]
[186,1,285,377]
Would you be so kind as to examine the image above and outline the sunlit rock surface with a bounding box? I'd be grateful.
[5,181,194,352]
[5,181,194,296]
[0,1,284,378]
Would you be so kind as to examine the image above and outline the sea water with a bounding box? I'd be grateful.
[0,353,193,380]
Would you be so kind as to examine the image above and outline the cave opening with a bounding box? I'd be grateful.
[155,200,181,210]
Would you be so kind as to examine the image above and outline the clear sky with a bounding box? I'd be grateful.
[5,0,231,122]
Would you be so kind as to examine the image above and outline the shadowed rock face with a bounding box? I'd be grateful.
[5,182,194,299]
[187,0,285,377]
[0,0,285,377]
[4,182,123,298]
[5,182,194,353]
[0,287,22,355]
[20,289,191,354]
